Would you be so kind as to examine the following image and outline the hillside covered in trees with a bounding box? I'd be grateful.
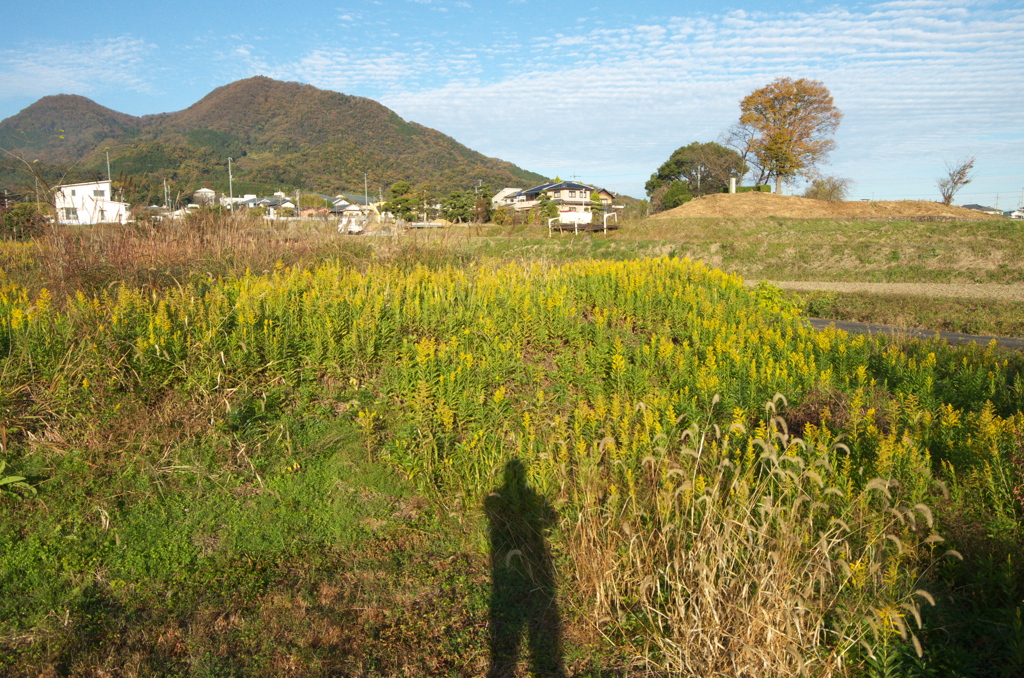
[0,77,546,205]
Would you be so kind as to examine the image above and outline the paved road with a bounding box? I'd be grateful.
[806,318,1024,351]
[743,279,1024,350]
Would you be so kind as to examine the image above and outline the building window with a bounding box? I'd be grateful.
[569,191,576,198]
[554,191,561,198]
[63,207,78,220]
[98,209,106,221]
[70,189,76,196]
[94,190,105,197]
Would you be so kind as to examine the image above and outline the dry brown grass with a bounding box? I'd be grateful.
[655,192,1006,221]
[566,401,947,676]
[27,213,372,301]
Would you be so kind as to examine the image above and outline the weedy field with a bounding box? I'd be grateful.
[1,214,1023,677]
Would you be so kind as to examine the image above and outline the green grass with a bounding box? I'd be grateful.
[459,216,1024,284]
[0,400,496,676]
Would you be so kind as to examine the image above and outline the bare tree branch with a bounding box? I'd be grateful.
[936,156,975,206]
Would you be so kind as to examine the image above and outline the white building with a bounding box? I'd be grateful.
[192,188,216,206]
[53,180,130,225]
[508,181,607,225]
[491,188,521,209]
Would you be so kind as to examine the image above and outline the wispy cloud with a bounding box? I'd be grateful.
[0,36,154,98]
[367,2,1023,198]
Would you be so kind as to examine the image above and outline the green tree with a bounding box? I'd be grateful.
[662,182,692,210]
[648,181,693,213]
[2,202,49,239]
[646,142,746,198]
[538,193,558,220]
[442,190,474,222]
[732,78,843,195]
[384,181,420,221]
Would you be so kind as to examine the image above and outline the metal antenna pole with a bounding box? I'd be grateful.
[228,157,234,215]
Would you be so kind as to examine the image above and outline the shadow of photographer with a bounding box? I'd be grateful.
[484,458,565,677]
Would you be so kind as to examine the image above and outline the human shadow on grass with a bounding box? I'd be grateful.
[484,458,565,677]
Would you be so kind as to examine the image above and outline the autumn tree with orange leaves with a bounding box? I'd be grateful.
[728,78,842,195]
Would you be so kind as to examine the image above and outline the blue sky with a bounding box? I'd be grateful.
[2,0,1022,206]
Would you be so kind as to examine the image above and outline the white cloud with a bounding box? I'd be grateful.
[0,36,154,98]
[370,2,1023,198]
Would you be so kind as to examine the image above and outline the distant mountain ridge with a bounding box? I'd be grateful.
[0,76,546,202]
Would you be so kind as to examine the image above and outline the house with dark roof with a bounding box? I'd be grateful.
[507,181,616,224]
[962,204,1002,215]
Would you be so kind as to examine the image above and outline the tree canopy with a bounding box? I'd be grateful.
[383,181,421,221]
[646,141,746,199]
[441,190,474,223]
[731,78,842,195]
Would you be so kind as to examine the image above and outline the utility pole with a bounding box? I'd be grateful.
[228,157,234,215]
[105,148,112,182]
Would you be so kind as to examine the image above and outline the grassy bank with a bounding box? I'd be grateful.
[460,216,1024,284]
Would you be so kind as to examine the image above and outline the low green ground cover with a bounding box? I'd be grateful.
[1,220,1022,676]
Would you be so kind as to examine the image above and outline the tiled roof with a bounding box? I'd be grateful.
[514,181,595,199]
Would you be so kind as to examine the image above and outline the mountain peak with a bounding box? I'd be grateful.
[1,77,545,198]
[0,94,141,164]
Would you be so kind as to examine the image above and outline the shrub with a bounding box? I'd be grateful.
[2,202,50,240]
[803,176,853,202]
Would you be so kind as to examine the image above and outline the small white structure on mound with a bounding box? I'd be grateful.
[53,180,130,225]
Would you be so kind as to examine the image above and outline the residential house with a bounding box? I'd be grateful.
[962,204,1002,215]
[509,181,614,225]
[491,188,521,209]
[53,180,130,225]
[255,196,296,219]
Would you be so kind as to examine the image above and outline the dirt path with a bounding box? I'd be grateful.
[746,280,1024,302]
